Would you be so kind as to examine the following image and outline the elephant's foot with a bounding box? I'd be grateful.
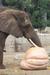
[0,64,5,69]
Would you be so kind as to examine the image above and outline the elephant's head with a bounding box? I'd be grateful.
[0,8,42,47]
[15,11,42,47]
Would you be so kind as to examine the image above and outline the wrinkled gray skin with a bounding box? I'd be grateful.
[0,7,42,69]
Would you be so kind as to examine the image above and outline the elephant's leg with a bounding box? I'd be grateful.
[0,31,8,69]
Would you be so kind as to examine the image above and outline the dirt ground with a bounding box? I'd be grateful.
[0,52,50,75]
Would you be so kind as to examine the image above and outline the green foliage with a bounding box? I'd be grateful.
[5,0,16,6]
[32,12,47,29]
[31,0,48,29]
[47,20,50,27]
[47,0,50,27]
[2,0,7,6]
[2,0,17,6]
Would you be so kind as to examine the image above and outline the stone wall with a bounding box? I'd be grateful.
[5,35,32,53]
[5,33,50,54]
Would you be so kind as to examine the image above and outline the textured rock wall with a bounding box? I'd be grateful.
[5,33,50,54]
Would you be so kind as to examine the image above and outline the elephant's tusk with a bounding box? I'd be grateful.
[29,39,38,47]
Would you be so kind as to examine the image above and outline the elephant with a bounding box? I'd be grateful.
[0,7,42,68]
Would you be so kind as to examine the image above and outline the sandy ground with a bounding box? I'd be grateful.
[0,52,50,75]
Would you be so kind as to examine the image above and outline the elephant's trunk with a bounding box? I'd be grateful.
[23,26,42,47]
[27,34,42,47]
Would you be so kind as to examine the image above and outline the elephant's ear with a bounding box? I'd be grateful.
[0,11,23,37]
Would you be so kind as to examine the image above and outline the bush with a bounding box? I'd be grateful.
[2,0,17,6]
